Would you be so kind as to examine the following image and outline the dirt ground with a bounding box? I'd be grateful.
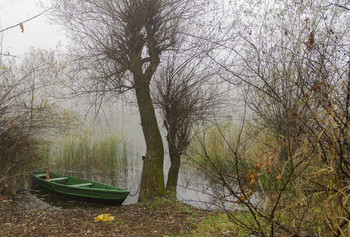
[0,196,213,237]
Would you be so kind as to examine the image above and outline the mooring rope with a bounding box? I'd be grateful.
[128,186,140,196]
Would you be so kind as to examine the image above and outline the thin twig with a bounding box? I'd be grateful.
[0,8,52,33]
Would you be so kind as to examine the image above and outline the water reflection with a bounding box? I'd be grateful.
[17,154,220,209]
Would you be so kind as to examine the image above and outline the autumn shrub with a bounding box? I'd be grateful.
[187,0,350,234]
[188,114,350,236]
[186,100,350,236]
[0,51,75,197]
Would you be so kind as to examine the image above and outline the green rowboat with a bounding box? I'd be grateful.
[30,171,130,205]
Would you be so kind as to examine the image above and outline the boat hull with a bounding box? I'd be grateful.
[30,172,130,206]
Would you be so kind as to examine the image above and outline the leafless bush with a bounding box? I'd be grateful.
[0,50,75,197]
[188,0,350,235]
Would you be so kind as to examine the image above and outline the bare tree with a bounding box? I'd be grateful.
[50,0,199,201]
[153,53,221,196]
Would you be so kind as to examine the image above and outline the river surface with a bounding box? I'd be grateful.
[15,154,221,210]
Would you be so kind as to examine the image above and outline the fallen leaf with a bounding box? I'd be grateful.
[94,213,115,222]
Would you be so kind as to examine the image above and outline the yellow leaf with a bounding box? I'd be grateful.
[94,214,115,222]
[94,214,104,222]
[19,22,24,33]
[1,65,7,70]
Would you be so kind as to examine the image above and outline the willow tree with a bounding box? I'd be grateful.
[51,0,194,201]
[153,53,220,196]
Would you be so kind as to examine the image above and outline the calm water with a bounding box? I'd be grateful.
[16,154,219,209]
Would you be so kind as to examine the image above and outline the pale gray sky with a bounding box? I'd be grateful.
[0,0,66,58]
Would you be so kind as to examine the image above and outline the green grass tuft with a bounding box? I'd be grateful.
[183,213,236,237]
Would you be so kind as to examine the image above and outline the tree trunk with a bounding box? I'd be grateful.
[166,152,181,197]
[135,79,165,202]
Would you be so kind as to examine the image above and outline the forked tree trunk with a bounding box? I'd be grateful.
[135,79,165,201]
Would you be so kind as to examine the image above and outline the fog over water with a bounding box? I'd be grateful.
[1,0,247,210]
